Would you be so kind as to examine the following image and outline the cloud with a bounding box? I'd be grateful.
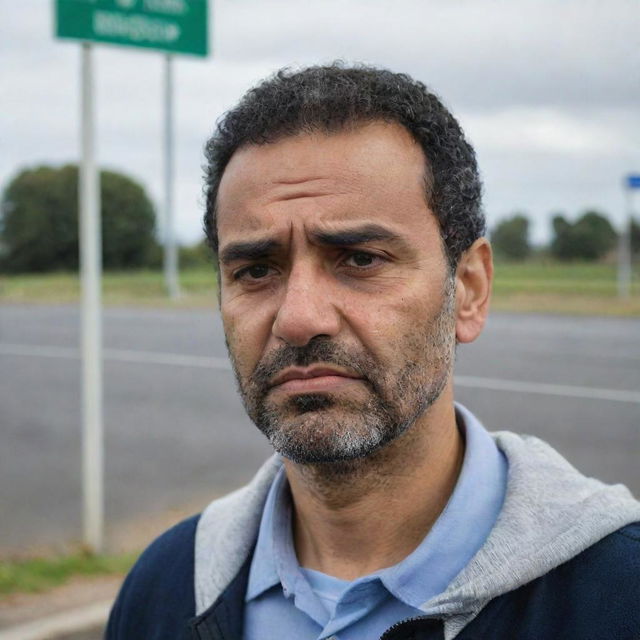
[462,107,636,156]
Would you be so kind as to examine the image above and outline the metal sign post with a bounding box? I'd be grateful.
[79,43,104,553]
[618,175,640,299]
[55,0,208,552]
[164,53,180,299]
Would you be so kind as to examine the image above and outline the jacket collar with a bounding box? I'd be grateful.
[190,553,253,640]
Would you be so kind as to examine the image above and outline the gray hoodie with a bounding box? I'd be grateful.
[194,430,640,639]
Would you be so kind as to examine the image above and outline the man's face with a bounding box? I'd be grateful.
[217,122,457,464]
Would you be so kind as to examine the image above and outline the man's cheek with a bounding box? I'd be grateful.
[228,325,264,377]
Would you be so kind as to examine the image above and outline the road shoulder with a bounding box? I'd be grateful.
[0,575,120,638]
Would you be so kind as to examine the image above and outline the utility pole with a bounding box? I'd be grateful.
[163,53,180,299]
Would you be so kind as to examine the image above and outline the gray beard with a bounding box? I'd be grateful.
[228,276,456,465]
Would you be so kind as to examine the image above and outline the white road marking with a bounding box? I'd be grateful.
[0,343,231,370]
[455,375,640,405]
[2,343,639,404]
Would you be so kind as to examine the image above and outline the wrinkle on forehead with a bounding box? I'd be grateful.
[218,191,350,238]
[265,177,353,204]
[274,176,332,186]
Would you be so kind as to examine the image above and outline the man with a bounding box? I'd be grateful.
[107,65,640,639]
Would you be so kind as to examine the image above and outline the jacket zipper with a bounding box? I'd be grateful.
[378,615,438,640]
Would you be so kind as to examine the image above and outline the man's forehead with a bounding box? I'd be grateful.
[218,122,425,199]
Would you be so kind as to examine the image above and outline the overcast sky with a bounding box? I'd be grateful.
[2,0,638,245]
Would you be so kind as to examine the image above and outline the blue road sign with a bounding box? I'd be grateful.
[626,175,640,189]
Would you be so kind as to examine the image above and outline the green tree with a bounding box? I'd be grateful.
[550,214,573,260]
[491,214,531,261]
[0,164,157,272]
[550,210,617,261]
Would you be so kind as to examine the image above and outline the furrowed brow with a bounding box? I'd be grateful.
[311,224,407,248]
[219,239,281,265]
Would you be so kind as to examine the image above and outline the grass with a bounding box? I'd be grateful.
[0,550,138,596]
[1,261,639,316]
[0,269,219,307]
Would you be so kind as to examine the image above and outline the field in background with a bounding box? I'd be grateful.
[1,262,639,316]
[0,270,218,308]
[491,262,640,315]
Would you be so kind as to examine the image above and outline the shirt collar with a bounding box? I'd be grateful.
[246,402,508,610]
[245,464,289,601]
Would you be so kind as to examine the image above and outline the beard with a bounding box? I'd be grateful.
[227,275,457,465]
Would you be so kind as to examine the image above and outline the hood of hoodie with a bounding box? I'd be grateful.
[195,428,640,638]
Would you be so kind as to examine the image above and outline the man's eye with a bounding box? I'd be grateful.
[235,264,271,281]
[344,252,379,268]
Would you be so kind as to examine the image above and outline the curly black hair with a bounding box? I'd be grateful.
[203,63,484,268]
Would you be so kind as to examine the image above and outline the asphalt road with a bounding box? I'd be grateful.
[1,304,639,555]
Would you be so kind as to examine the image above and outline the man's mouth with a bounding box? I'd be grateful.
[269,365,363,394]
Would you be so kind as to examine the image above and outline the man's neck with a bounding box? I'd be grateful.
[283,392,464,581]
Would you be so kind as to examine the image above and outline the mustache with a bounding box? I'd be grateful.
[249,338,378,394]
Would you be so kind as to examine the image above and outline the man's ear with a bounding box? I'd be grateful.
[454,238,493,344]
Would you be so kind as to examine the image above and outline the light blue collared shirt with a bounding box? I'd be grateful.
[244,404,508,640]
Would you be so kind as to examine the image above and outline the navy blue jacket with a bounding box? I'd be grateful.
[106,517,640,639]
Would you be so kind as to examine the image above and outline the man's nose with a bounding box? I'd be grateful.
[272,264,342,347]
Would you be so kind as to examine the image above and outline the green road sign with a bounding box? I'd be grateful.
[55,0,208,56]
